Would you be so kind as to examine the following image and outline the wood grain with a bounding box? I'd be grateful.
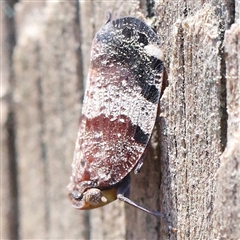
[2,0,239,239]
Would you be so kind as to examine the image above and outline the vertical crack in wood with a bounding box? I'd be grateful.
[36,73,50,237]
[215,1,236,152]
[4,1,19,239]
[75,0,84,103]
[218,34,227,152]
[6,111,19,239]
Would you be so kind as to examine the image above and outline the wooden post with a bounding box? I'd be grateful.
[2,0,239,239]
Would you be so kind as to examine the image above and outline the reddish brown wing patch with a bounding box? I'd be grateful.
[68,17,164,204]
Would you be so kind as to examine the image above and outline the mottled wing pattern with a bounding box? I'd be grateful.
[69,17,164,195]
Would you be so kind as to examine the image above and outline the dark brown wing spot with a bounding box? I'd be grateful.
[134,126,149,145]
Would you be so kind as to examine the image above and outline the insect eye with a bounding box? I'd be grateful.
[71,191,83,200]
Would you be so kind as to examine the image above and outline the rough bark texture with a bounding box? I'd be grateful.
[1,0,239,239]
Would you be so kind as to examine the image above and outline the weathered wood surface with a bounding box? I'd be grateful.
[2,0,239,239]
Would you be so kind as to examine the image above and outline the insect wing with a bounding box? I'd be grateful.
[69,17,164,200]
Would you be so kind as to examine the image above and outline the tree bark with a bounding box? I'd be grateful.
[2,0,239,239]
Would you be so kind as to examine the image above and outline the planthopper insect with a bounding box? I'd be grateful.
[67,14,176,232]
